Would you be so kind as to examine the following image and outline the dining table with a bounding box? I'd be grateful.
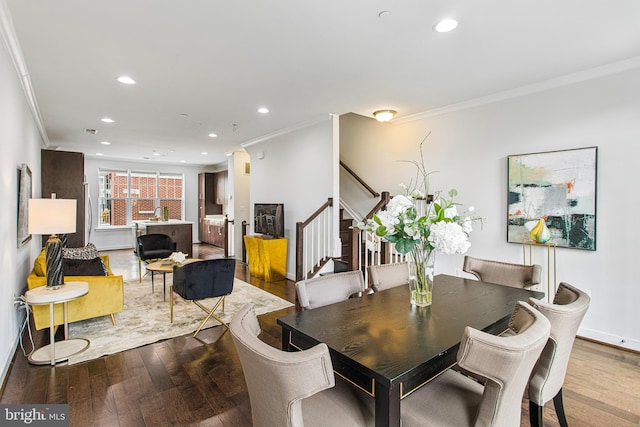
[277,274,545,427]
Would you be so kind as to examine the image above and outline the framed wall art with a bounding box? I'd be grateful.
[507,147,597,250]
[17,163,32,247]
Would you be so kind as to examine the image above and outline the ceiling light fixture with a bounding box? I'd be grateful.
[101,117,115,123]
[201,152,208,155]
[117,76,136,85]
[208,133,218,138]
[100,141,111,145]
[434,18,458,33]
[258,107,269,114]
[96,153,103,156]
[373,109,397,122]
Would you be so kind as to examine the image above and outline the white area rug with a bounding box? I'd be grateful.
[66,276,292,365]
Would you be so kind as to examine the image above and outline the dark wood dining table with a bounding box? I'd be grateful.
[277,274,545,427]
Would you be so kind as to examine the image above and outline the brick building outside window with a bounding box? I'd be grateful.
[98,169,184,227]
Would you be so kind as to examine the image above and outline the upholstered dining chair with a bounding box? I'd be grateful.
[527,282,590,427]
[172,258,236,336]
[229,304,373,427]
[295,270,365,310]
[400,301,551,427]
[463,255,542,289]
[368,261,410,292]
[136,233,177,282]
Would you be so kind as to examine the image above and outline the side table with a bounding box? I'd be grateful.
[522,241,557,302]
[25,281,90,365]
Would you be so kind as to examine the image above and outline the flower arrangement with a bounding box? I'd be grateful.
[360,136,482,305]
[168,251,187,265]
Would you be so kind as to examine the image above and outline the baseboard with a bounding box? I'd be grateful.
[578,326,640,352]
[0,333,20,397]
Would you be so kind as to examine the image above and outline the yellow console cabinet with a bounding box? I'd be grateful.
[244,236,287,281]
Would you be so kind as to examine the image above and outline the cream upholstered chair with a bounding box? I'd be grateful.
[527,282,590,427]
[463,255,542,289]
[401,301,551,427]
[368,262,409,292]
[229,304,373,427]
[295,270,365,310]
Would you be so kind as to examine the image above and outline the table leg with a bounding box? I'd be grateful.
[170,285,174,323]
[163,272,166,302]
[281,329,292,351]
[49,302,55,366]
[63,301,69,339]
[151,271,155,292]
[374,381,401,427]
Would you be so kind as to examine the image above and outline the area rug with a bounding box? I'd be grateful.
[66,276,293,365]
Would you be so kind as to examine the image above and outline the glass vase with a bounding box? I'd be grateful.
[408,247,435,307]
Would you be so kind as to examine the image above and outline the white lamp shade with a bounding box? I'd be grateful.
[28,198,77,235]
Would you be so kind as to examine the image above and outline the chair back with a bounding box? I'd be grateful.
[462,255,542,288]
[295,271,365,310]
[457,301,550,427]
[172,258,235,300]
[528,282,590,405]
[229,304,335,427]
[137,233,177,261]
[368,262,409,292]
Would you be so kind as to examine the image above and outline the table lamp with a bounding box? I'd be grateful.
[28,195,77,289]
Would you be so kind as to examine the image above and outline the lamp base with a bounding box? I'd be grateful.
[45,234,64,288]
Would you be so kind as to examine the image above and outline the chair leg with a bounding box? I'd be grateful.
[529,400,543,427]
[192,296,228,337]
[553,388,569,427]
[110,313,117,326]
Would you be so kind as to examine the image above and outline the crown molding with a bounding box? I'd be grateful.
[0,1,50,147]
[395,56,640,124]
[241,114,332,148]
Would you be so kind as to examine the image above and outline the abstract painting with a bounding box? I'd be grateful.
[507,147,597,250]
[17,163,32,247]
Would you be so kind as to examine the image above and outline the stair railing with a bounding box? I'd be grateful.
[340,161,379,198]
[296,198,334,281]
[224,217,235,258]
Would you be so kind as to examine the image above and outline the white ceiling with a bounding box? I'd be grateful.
[5,1,640,166]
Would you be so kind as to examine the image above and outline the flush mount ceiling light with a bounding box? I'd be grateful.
[434,18,458,33]
[258,107,269,114]
[117,76,136,85]
[101,117,115,123]
[373,109,397,122]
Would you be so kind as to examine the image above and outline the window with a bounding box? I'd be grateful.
[98,169,184,227]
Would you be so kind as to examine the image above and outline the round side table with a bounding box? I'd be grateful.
[25,281,90,365]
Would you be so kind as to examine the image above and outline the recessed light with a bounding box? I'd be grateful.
[208,133,218,138]
[96,153,103,156]
[258,107,269,114]
[117,76,136,85]
[100,141,111,145]
[101,117,115,123]
[201,152,208,155]
[153,152,161,156]
[434,18,458,33]
[180,160,186,163]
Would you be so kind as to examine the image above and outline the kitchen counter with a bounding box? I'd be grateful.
[134,221,193,255]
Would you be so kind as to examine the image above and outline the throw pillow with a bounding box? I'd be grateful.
[33,249,47,276]
[63,243,99,260]
[62,257,108,276]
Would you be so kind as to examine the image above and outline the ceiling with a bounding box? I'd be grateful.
[5,1,640,166]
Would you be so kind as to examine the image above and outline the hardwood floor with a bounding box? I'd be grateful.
[1,244,639,426]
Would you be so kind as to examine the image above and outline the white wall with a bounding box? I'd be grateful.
[0,32,44,384]
[84,157,216,250]
[229,151,251,258]
[244,117,334,279]
[341,67,640,351]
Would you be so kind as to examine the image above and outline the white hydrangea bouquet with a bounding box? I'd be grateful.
[360,137,482,306]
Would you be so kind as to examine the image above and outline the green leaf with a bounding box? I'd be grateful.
[449,189,458,198]
[395,238,416,254]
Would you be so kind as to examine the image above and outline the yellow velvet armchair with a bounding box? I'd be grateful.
[27,250,124,330]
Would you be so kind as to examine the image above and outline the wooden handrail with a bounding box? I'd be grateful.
[340,161,379,198]
[364,191,391,220]
[296,198,333,281]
